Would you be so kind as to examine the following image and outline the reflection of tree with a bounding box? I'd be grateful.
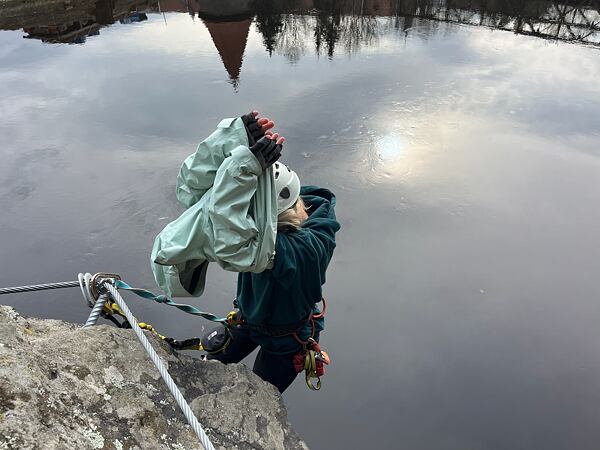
[251,0,600,62]
[396,0,600,46]
[250,0,382,59]
[340,14,380,53]
[253,0,285,55]
[314,0,343,58]
[251,0,383,59]
[276,15,313,63]
[313,1,381,57]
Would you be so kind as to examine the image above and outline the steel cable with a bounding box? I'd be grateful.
[0,280,80,295]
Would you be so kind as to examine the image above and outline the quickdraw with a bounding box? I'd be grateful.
[291,300,330,391]
[101,299,205,351]
[292,337,330,391]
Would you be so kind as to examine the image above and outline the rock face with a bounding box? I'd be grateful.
[0,306,308,450]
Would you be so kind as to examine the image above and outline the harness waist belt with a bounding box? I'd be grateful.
[240,315,311,337]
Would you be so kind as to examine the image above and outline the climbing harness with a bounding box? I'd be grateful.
[204,297,331,390]
[0,273,216,450]
[101,282,333,390]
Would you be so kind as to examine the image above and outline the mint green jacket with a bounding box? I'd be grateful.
[151,117,277,298]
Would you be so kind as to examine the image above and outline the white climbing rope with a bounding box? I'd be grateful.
[102,282,216,450]
[83,292,109,328]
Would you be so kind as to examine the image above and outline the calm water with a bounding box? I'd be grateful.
[2,1,600,449]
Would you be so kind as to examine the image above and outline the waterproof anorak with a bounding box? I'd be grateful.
[236,186,341,354]
[151,117,277,297]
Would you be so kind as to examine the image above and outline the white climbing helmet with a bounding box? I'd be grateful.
[273,162,300,214]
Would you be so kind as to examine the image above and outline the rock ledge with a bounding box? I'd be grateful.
[0,306,308,450]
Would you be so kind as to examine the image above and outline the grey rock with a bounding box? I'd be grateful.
[0,306,309,450]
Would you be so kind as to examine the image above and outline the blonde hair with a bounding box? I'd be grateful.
[277,197,308,232]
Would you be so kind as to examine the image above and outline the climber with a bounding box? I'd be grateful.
[206,111,341,393]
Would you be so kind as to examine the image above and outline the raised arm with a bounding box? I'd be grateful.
[176,112,276,208]
[208,134,285,272]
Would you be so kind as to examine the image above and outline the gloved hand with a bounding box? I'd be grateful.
[250,136,283,171]
[241,111,274,146]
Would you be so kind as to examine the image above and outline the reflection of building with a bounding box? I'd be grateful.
[202,18,252,87]
[198,1,253,88]
[148,0,254,87]
[2,0,151,44]
[23,21,101,45]
[197,0,253,20]
[162,0,254,87]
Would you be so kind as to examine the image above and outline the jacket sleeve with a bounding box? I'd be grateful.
[272,194,341,285]
[176,117,249,208]
[302,197,339,261]
[207,145,266,272]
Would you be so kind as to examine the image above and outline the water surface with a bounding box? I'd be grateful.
[1,1,600,449]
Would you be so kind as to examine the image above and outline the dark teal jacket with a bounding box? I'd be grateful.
[236,186,341,354]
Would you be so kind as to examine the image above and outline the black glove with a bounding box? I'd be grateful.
[241,112,264,146]
[250,136,282,171]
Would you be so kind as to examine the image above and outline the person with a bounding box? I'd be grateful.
[207,111,341,393]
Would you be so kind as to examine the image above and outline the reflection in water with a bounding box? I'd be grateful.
[1,1,598,49]
[377,133,408,160]
[200,17,252,88]
[14,0,150,44]
[261,0,600,60]
[0,0,598,83]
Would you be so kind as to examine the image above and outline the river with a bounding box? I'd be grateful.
[1,1,600,449]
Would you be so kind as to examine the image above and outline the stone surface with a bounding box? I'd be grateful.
[0,306,309,450]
